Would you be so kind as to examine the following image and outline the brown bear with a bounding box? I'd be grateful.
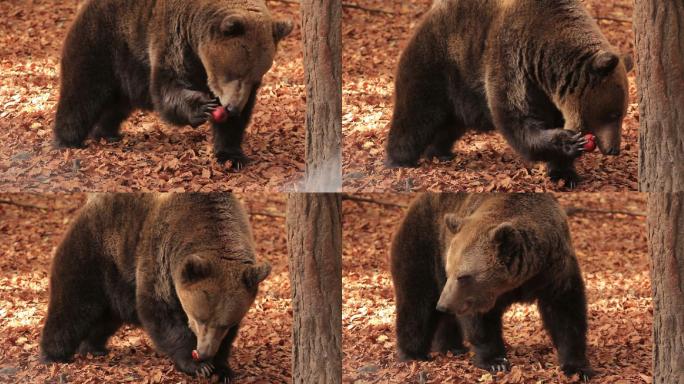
[53,0,293,168]
[386,0,633,187]
[390,193,593,380]
[40,193,271,381]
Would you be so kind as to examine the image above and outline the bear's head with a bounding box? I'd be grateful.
[175,254,271,361]
[197,5,293,116]
[436,214,524,316]
[557,50,633,156]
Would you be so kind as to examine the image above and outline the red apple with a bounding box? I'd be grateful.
[211,106,228,123]
[192,350,200,361]
[583,134,596,152]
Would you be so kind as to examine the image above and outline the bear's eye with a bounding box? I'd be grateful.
[456,274,474,284]
[221,18,245,37]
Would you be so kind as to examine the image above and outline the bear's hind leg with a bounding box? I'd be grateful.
[386,64,452,168]
[40,296,108,363]
[538,274,594,380]
[91,99,132,143]
[77,315,122,357]
[461,309,509,372]
[431,312,467,355]
[53,66,115,148]
[424,120,465,162]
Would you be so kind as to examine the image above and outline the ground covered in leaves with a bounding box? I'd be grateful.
[342,0,638,192]
[0,0,304,192]
[342,193,651,383]
[0,194,291,383]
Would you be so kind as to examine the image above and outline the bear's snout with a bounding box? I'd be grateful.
[436,303,449,313]
[225,103,241,117]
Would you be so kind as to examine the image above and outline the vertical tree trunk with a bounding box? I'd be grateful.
[286,194,342,383]
[648,194,684,384]
[300,0,342,192]
[636,3,684,382]
[634,1,684,191]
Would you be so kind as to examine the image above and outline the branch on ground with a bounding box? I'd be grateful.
[564,206,646,217]
[268,0,395,15]
[341,194,408,209]
[0,199,49,210]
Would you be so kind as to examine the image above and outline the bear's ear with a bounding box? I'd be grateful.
[181,255,213,285]
[444,214,464,233]
[243,262,271,289]
[591,51,620,76]
[622,53,634,73]
[490,223,523,268]
[273,20,293,43]
[221,15,246,37]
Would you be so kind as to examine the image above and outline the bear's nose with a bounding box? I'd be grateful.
[226,104,241,117]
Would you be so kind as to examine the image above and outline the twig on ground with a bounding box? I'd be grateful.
[251,210,286,219]
[268,0,396,15]
[564,206,646,217]
[595,16,632,23]
[342,194,408,209]
[0,199,49,210]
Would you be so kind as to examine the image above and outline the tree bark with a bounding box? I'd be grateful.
[636,2,684,382]
[634,1,684,191]
[286,194,342,383]
[648,194,684,384]
[300,0,342,192]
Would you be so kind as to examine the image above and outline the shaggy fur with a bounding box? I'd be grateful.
[40,194,270,381]
[390,194,593,380]
[386,0,632,187]
[53,0,292,168]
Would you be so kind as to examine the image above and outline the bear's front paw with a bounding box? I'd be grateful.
[186,92,220,128]
[216,150,250,170]
[562,363,595,382]
[474,356,510,373]
[195,361,215,378]
[554,130,588,159]
[214,364,234,383]
[547,166,581,189]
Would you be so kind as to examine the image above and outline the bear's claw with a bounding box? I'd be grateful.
[556,130,588,159]
[488,357,510,373]
[195,362,215,378]
[188,94,220,127]
[562,364,595,382]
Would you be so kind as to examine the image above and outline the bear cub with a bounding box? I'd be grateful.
[40,193,271,381]
[391,193,593,380]
[386,0,633,187]
[53,0,292,168]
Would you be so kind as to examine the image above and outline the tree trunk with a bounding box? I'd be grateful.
[648,194,684,384]
[300,0,342,192]
[286,194,342,383]
[634,1,684,191]
[636,2,684,382]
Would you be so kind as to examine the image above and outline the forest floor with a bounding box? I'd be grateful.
[0,0,304,192]
[342,193,651,383]
[342,0,638,192]
[0,194,291,383]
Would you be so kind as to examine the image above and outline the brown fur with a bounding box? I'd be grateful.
[386,0,633,187]
[40,193,270,381]
[53,0,292,168]
[390,193,593,379]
